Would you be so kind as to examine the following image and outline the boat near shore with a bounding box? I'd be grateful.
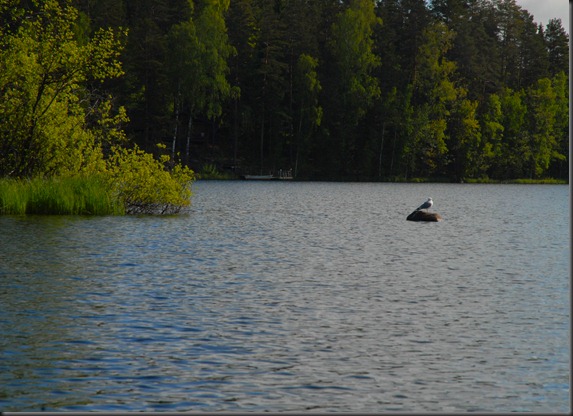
[241,169,293,181]
[241,174,275,180]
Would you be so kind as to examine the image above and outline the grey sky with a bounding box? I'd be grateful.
[516,0,569,34]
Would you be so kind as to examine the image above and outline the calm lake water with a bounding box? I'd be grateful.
[0,181,569,412]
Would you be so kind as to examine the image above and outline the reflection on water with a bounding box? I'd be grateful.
[0,182,569,412]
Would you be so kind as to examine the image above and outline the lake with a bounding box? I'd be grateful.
[0,181,569,412]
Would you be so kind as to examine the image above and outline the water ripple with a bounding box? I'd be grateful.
[0,182,569,412]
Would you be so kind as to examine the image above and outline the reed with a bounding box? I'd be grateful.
[0,176,125,215]
[510,178,567,185]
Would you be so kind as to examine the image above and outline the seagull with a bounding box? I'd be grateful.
[415,197,433,212]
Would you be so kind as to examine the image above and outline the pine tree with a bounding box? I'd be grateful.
[545,18,569,77]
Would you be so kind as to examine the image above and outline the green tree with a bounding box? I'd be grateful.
[0,0,124,177]
[385,0,432,88]
[404,21,457,178]
[50,0,568,182]
[167,0,235,164]
[249,0,289,174]
[430,0,501,99]
[281,0,324,173]
[367,86,408,179]
[518,15,548,87]
[226,0,258,168]
[325,0,381,177]
[548,72,568,179]
[447,94,482,180]
[480,92,505,177]
[118,0,192,148]
[545,18,569,77]
[293,53,322,178]
[526,77,563,178]
[381,87,415,179]
[0,0,195,214]
[497,87,528,178]
[329,0,380,122]
[494,0,548,90]
[73,0,126,30]
[494,0,525,89]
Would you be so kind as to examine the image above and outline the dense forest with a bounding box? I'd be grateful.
[1,0,570,181]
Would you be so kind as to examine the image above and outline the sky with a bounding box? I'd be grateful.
[516,0,569,34]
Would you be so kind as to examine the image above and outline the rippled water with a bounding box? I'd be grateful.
[0,181,569,412]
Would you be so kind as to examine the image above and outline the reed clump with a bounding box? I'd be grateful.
[0,176,125,215]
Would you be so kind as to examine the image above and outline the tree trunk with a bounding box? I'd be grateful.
[260,103,265,175]
[172,88,180,159]
[233,97,238,170]
[378,122,386,178]
[186,113,193,166]
[390,129,397,176]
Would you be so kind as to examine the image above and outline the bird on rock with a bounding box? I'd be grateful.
[415,197,433,212]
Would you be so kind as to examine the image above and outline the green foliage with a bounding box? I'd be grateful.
[329,0,381,121]
[511,178,567,184]
[0,0,125,178]
[105,144,195,215]
[526,77,560,178]
[0,151,195,215]
[545,19,569,77]
[198,163,233,179]
[295,54,322,127]
[448,96,482,179]
[0,1,196,215]
[549,72,568,178]
[0,179,28,215]
[404,22,458,178]
[2,0,569,183]
[323,0,381,177]
[293,53,322,177]
[167,0,235,161]
[481,93,505,161]
[497,87,528,178]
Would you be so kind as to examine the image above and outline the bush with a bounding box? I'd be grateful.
[197,163,233,180]
[0,146,195,216]
[105,144,195,215]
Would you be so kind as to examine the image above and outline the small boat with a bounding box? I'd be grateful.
[241,169,293,180]
[242,174,275,180]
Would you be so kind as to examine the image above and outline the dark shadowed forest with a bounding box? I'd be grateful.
[1,0,569,181]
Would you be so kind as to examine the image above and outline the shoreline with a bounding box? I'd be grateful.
[196,175,568,185]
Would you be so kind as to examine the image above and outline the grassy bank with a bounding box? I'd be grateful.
[0,176,125,215]
[383,176,568,184]
[463,178,568,184]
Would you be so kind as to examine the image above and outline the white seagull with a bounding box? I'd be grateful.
[415,197,433,212]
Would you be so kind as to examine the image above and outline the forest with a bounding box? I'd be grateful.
[1,0,570,182]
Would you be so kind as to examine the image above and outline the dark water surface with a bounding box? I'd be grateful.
[0,181,569,412]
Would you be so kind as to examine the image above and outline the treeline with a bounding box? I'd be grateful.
[9,0,573,181]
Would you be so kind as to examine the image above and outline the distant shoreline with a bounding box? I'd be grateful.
[196,175,568,185]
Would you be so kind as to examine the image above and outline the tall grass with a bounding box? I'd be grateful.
[0,176,125,215]
[510,178,567,184]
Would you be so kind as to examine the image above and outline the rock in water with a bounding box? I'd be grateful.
[407,210,442,222]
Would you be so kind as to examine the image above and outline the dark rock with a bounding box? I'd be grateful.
[407,210,442,222]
